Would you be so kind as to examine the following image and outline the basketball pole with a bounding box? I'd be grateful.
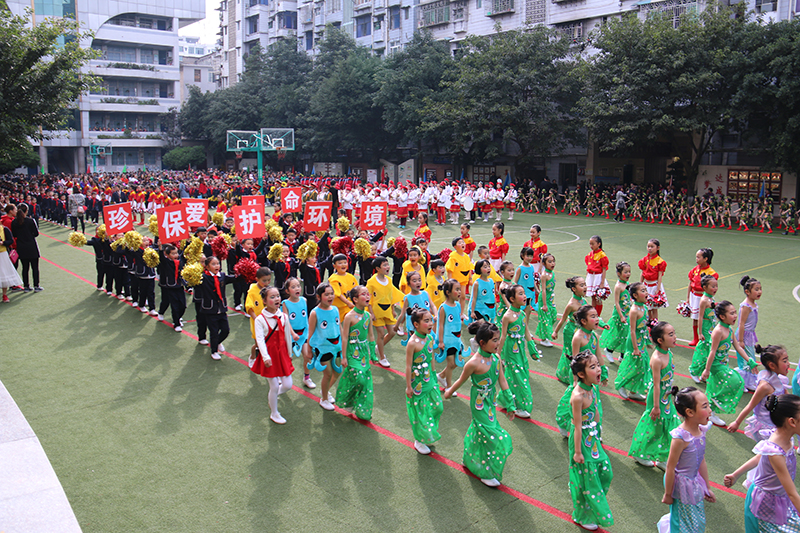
[257,149,263,194]
[92,153,96,174]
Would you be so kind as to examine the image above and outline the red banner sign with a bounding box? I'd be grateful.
[103,202,134,235]
[360,201,387,231]
[157,205,190,244]
[304,201,332,232]
[181,198,208,228]
[242,195,265,210]
[232,205,266,240]
[280,187,303,213]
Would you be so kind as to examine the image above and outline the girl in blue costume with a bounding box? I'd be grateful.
[470,259,497,322]
[436,279,469,393]
[445,319,516,488]
[282,278,310,361]
[405,307,444,455]
[398,270,437,347]
[308,283,343,411]
[514,246,539,318]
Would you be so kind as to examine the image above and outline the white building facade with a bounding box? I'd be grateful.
[7,0,205,173]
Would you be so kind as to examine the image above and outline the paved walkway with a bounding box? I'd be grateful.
[0,380,82,532]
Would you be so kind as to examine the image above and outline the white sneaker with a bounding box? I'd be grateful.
[174,326,182,332]
[690,374,702,384]
[199,339,209,345]
[634,456,656,467]
[210,352,222,361]
[149,309,158,316]
[577,523,598,531]
[414,440,431,455]
[303,376,316,389]
[630,392,647,401]
[437,374,446,388]
[514,410,531,418]
[559,427,569,438]
[618,388,630,399]
[604,349,616,363]
[140,306,148,313]
[218,343,225,352]
[131,302,138,308]
[709,413,726,426]
[117,294,126,300]
[157,314,164,321]
[539,339,554,347]
[96,286,105,291]
[126,296,133,301]
[480,478,501,487]
[106,291,113,295]
[656,461,667,471]
[328,393,336,403]
[270,413,287,424]
[235,304,243,311]
[379,358,390,368]
[320,399,335,411]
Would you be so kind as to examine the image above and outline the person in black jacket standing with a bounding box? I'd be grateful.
[156,244,186,331]
[196,256,236,360]
[10,204,42,292]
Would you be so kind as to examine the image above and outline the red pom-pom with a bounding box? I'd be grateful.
[438,248,452,263]
[595,286,611,300]
[291,220,304,234]
[676,300,691,318]
[252,237,262,248]
[647,292,668,308]
[210,235,230,260]
[393,237,407,260]
[234,258,259,283]
[331,236,354,256]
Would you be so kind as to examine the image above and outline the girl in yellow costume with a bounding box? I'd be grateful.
[367,256,404,368]
[399,246,427,294]
[445,236,474,320]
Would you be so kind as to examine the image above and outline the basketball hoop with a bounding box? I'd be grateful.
[276,147,286,160]
[235,151,243,160]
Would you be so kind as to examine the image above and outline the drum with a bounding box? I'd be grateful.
[463,197,474,212]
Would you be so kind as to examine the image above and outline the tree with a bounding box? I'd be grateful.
[162,145,206,170]
[180,85,211,141]
[160,107,181,150]
[421,26,582,175]
[579,3,755,188]
[0,142,40,174]
[375,31,456,149]
[0,9,100,161]
[259,38,313,130]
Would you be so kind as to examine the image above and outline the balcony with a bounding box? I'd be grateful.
[485,0,514,15]
[86,61,180,82]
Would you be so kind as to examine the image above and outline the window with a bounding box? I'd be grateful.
[305,30,314,50]
[277,12,297,28]
[486,0,513,15]
[641,0,697,28]
[727,170,782,203]
[140,49,155,64]
[555,21,583,41]
[755,0,776,12]
[327,0,342,12]
[126,151,139,165]
[247,15,259,33]
[403,6,409,18]
[194,69,201,82]
[356,14,371,36]
[236,20,241,30]
[107,46,136,62]
[113,152,125,165]
[390,6,401,28]
[476,0,481,7]
[420,1,449,26]
[143,150,157,166]
[141,83,156,97]
[374,15,383,30]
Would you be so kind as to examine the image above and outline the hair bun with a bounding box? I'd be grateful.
[765,395,779,413]
[670,386,679,397]
[740,275,750,287]
[405,308,413,316]
[755,344,764,354]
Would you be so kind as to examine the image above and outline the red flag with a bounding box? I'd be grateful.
[103,202,134,234]
[360,201,387,231]
[304,201,332,232]
[232,205,265,240]
[181,198,209,228]
[156,205,190,244]
[280,187,303,213]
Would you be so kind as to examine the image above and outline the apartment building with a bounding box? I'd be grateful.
[7,0,205,173]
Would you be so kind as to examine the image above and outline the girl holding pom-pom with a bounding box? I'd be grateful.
[584,235,610,317]
[336,285,375,420]
[688,275,718,383]
[615,282,653,401]
[445,319,516,488]
[197,256,237,360]
[250,286,294,424]
[638,239,668,322]
[405,308,444,455]
[600,261,632,363]
[658,387,715,533]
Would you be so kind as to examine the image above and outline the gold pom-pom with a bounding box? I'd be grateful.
[316,231,325,239]
[222,233,232,246]
[143,247,160,268]
[337,216,350,233]
[110,238,123,251]
[386,237,396,248]
[183,237,204,265]
[265,218,278,231]
[123,231,143,251]
[148,215,158,237]
[212,211,224,227]
[68,232,87,247]
[295,240,318,262]
[267,242,283,262]
[97,224,107,240]
[268,225,283,243]
[354,237,371,259]
[181,262,204,287]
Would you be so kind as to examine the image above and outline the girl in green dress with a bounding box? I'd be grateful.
[445,320,516,488]
[535,253,558,345]
[700,300,756,426]
[553,276,589,384]
[600,261,632,363]
[629,321,681,469]
[336,285,375,421]
[569,351,614,530]
[494,261,515,327]
[498,284,535,418]
[688,275,718,382]
[405,307,444,455]
[615,282,653,401]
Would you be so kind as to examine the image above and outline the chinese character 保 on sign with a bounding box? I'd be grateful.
[156,205,189,244]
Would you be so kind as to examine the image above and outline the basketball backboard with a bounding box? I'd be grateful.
[260,128,295,151]
[226,130,260,152]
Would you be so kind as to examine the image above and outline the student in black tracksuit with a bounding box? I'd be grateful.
[110,238,128,299]
[230,237,267,309]
[195,255,236,360]
[101,238,114,294]
[133,246,156,314]
[157,244,186,331]
[125,247,139,305]
[86,233,106,290]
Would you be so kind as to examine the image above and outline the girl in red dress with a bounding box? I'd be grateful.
[414,213,432,242]
[251,286,295,424]
[637,238,668,322]
[585,235,610,317]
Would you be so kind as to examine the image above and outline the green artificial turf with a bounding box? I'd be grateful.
[4,212,799,532]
